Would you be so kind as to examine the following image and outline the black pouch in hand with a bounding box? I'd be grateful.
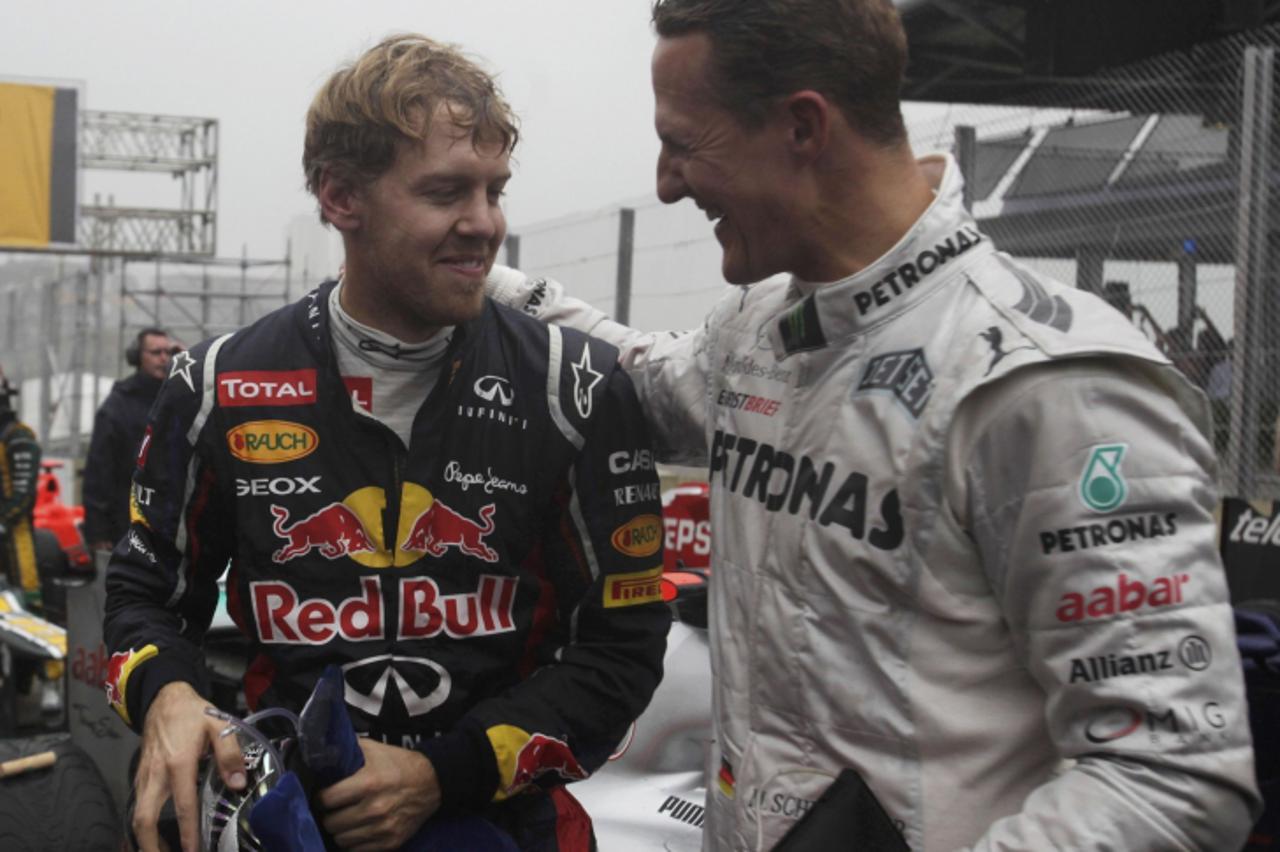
[772,768,910,852]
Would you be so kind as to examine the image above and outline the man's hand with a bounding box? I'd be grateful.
[132,681,247,852]
[317,739,441,851]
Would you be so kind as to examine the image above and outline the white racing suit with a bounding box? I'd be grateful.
[488,154,1261,851]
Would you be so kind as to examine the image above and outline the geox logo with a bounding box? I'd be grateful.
[710,429,902,550]
[777,296,824,354]
[853,225,982,317]
[856,348,933,417]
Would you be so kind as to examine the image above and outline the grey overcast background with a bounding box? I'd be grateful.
[0,0,663,259]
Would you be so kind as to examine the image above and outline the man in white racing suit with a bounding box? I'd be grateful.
[485,0,1262,849]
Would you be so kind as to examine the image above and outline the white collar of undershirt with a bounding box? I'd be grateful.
[328,281,453,373]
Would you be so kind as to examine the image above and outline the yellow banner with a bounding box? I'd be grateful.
[0,82,55,246]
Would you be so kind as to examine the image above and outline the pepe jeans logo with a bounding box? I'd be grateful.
[1080,444,1127,513]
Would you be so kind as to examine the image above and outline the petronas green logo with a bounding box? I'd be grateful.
[1080,444,1127,512]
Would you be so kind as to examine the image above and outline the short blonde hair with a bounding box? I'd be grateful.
[303,34,519,221]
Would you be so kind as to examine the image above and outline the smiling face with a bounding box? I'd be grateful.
[341,107,511,341]
[652,33,798,285]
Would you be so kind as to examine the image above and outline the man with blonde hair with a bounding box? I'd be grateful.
[106,34,669,852]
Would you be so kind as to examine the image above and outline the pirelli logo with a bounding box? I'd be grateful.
[603,565,664,608]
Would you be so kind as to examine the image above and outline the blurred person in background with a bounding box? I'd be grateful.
[83,327,177,552]
[0,371,41,607]
[487,0,1261,848]
[104,34,668,852]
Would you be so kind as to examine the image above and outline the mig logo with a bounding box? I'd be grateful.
[1080,444,1127,513]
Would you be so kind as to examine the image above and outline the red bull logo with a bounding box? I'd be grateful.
[400,575,517,638]
[401,501,499,563]
[251,575,518,644]
[506,732,589,794]
[270,503,376,563]
[253,576,384,643]
[104,644,158,725]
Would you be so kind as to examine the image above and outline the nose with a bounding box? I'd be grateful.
[457,191,503,243]
[656,147,687,205]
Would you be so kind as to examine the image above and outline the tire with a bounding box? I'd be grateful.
[0,734,123,851]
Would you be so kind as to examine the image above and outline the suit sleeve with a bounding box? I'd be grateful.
[102,342,234,732]
[419,334,672,812]
[487,263,714,466]
[0,424,40,525]
[81,403,122,544]
[953,359,1261,852]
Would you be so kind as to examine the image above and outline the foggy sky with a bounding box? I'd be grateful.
[1,0,663,259]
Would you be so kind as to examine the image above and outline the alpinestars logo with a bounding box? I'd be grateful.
[572,346,603,418]
[169,350,197,392]
[1080,444,1127,512]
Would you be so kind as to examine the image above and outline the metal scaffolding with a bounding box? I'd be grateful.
[78,110,218,256]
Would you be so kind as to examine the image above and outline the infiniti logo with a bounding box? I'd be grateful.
[474,375,514,406]
[342,654,452,717]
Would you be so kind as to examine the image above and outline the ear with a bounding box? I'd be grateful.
[317,167,363,232]
[781,91,831,160]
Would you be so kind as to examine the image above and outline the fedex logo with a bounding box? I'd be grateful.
[1056,572,1190,622]
[218,370,317,406]
[251,575,518,644]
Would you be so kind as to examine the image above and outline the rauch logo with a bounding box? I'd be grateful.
[227,420,318,464]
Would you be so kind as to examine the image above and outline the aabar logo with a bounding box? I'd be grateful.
[218,369,317,407]
[604,565,664,608]
[611,514,663,558]
[227,420,318,464]
[1055,571,1189,622]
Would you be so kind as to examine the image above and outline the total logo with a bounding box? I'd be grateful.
[251,575,517,646]
[1055,572,1189,623]
[268,482,498,567]
[1084,701,1228,746]
[218,369,317,407]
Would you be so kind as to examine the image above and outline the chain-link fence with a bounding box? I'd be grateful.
[507,23,1280,499]
[0,252,291,463]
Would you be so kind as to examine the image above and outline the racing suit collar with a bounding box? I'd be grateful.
[767,153,994,358]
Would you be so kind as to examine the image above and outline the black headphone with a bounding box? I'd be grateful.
[126,327,170,369]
